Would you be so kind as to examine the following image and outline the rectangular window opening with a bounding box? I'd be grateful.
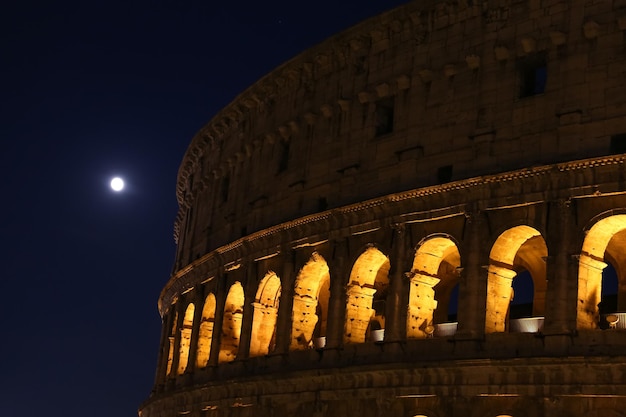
[610,133,626,154]
[375,97,395,137]
[221,176,230,203]
[519,54,547,98]
[277,140,290,173]
[437,165,453,184]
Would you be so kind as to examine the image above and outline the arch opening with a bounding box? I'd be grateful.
[250,272,282,356]
[166,311,177,376]
[218,282,244,362]
[177,303,195,375]
[578,214,626,329]
[344,246,390,344]
[408,236,461,339]
[196,294,216,368]
[291,253,330,350]
[486,226,547,334]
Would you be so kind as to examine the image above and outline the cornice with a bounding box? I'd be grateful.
[159,154,626,314]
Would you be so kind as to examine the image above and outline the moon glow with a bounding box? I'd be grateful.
[110,177,125,192]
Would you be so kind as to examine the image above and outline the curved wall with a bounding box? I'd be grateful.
[142,1,626,417]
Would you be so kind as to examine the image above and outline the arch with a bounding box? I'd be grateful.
[577,214,626,329]
[166,311,177,376]
[407,236,461,338]
[218,282,245,362]
[177,303,195,375]
[250,272,282,356]
[344,246,390,343]
[195,293,216,368]
[485,225,547,333]
[291,252,331,350]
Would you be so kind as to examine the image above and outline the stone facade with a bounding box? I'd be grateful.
[140,1,626,416]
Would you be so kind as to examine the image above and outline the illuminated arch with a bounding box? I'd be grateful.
[195,293,216,368]
[344,246,390,344]
[177,303,195,375]
[577,214,626,329]
[250,272,282,357]
[218,282,245,363]
[166,311,177,376]
[485,225,547,333]
[290,253,330,350]
[407,236,461,338]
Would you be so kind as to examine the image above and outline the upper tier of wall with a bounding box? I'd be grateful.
[173,0,626,270]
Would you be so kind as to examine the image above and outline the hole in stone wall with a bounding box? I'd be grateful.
[317,197,328,212]
[177,303,195,375]
[518,53,547,98]
[196,294,216,368]
[510,270,534,319]
[344,247,390,344]
[166,311,178,376]
[610,133,626,154]
[578,215,626,329]
[409,236,460,338]
[437,165,453,184]
[447,284,459,322]
[291,253,330,350]
[250,272,282,357]
[486,226,547,333]
[220,176,230,203]
[277,140,290,173]
[218,282,245,363]
[375,97,395,137]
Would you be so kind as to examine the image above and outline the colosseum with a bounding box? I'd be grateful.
[140,1,626,416]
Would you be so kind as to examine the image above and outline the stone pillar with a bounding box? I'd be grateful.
[185,291,202,375]
[154,311,172,390]
[456,209,489,339]
[272,247,295,355]
[544,199,579,334]
[237,261,258,360]
[207,271,225,367]
[343,285,376,343]
[169,304,184,380]
[249,302,279,356]
[406,273,440,338]
[325,237,349,348]
[386,223,408,342]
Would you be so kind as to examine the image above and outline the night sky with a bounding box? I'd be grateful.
[1,2,409,416]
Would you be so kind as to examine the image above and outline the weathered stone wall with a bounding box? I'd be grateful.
[142,1,626,416]
[173,0,626,271]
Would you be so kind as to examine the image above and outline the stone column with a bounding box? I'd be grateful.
[207,271,225,367]
[236,261,258,360]
[272,247,295,355]
[154,310,173,391]
[185,290,203,375]
[544,199,579,335]
[386,223,408,342]
[325,237,349,348]
[456,209,489,339]
[169,303,184,381]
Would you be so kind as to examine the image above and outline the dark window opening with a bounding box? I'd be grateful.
[317,197,328,212]
[600,263,618,316]
[447,284,459,322]
[375,97,395,137]
[220,176,230,203]
[510,270,534,319]
[519,55,547,98]
[437,165,453,184]
[610,134,626,154]
[277,140,290,173]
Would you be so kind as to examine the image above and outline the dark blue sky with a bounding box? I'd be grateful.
[1,2,408,417]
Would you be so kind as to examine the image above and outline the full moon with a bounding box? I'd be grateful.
[110,177,125,192]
